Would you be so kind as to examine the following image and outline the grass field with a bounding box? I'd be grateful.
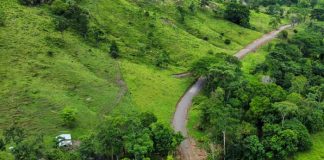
[0,0,132,139]
[121,60,193,124]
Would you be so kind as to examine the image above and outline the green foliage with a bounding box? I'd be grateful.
[311,8,324,21]
[266,5,284,16]
[51,1,89,37]
[177,5,186,23]
[151,123,183,156]
[242,135,265,160]
[95,113,183,159]
[273,101,298,127]
[19,0,53,6]
[155,51,170,68]
[109,41,119,59]
[4,125,26,144]
[60,108,77,128]
[0,11,5,27]
[139,112,157,128]
[263,125,299,159]
[190,25,323,159]
[54,17,69,35]
[269,16,281,29]
[284,120,312,151]
[224,39,231,45]
[200,0,210,7]
[0,137,5,151]
[188,2,196,14]
[224,3,251,27]
[280,30,288,39]
[79,135,97,159]
[12,136,46,160]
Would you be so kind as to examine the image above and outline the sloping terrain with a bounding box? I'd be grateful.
[0,0,274,136]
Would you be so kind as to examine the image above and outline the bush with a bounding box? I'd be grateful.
[0,137,4,151]
[19,0,53,6]
[109,41,119,58]
[155,51,170,68]
[51,2,89,37]
[0,11,5,27]
[280,30,288,39]
[60,108,77,128]
[224,39,231,45]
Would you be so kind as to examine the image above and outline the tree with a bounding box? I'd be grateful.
[151,123,183,156]
[284,120,312,151]
[269,16,281,29]
[12,136,46,160]
[290,76,308,94]
[262,124,299,159]
[273,101,298,127]
[139,112,157,128]
[248,96,271,123]
[123,129,153,159]
[79,135,97,160]
[60,108,77,128]
[242,135,265,160]
[55,17,69,38]
[109,41,119,58]
[224,3,250,27]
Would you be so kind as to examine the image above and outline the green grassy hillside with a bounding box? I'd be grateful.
[0,0,132,137]
[0,0,278,138]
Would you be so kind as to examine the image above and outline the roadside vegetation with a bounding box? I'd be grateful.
[188,12,323,160]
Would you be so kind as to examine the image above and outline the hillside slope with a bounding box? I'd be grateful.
[0,0,275,135]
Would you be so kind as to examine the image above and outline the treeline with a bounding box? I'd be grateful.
[191,24,323,159]
[0,112,182,160]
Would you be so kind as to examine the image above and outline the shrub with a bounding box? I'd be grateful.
[0,137,4,151]
[19,0,53,6]
[51,2,89,37]
[155,51,170,68]
[203,36,209,41]
[280,30,288,39]
[60,108,77,128]
[50,0,68,15]
[0,11,5,27]
[109,41,119,58]
[224,39,231,45]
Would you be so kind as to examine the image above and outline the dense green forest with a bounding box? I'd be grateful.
[0,0,323,159]
[190,23,323,159]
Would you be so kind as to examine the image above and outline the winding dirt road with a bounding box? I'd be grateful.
[172,25,292,160]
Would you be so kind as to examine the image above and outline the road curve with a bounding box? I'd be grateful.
[172,24,292,160]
